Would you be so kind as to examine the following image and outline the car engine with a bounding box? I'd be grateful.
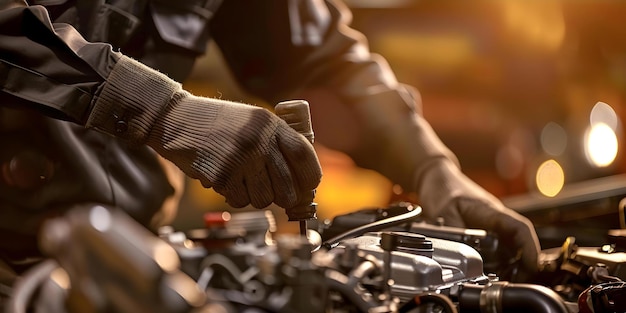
[6,202,626,313]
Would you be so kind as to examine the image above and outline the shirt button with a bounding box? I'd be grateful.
[115,120,128,133]
[1,150,55,190]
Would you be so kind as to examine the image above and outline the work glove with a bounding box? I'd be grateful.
[357,85,540,276]
[87,56,322,210]
[416,158,541,277]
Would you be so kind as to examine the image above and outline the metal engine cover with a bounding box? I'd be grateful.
[335,232,486,300]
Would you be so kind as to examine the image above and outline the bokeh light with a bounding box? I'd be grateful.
[535,159,565,197]
[540,122,567,156]
[590,102,619,131]
[584,122,618,168]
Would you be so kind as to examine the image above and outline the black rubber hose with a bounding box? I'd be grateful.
[322,206,422,250]
[459,282,569,313]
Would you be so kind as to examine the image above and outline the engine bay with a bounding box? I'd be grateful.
[9,200,626,313]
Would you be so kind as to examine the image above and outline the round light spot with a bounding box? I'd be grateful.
[90,205,112,232]
[536,159,564,197]
[584,123,618,168]
[540,122,567,156]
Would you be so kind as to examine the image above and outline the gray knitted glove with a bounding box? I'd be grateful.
[87,56,322,210]
[416,158,541,275]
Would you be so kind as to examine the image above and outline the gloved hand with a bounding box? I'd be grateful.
[416,158,541,275]
[87,56,322,210]
[148,96,322,210]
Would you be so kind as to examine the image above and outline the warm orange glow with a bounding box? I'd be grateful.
[377,33,475,70]
[536,159,565,197]
[309,146,393,220]
[501,2,566,52]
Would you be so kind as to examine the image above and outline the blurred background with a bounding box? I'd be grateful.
[175,0,626,246]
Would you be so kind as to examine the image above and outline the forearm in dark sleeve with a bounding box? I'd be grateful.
[0,4,121,123]
[214,0,460,191]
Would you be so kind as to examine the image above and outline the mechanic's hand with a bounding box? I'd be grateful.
[87,56,322,211]
[416,159,540,275]
[147,96,322,210]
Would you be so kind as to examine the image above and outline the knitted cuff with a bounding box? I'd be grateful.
[86,56,181,145]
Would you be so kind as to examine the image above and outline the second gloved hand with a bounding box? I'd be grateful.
[87,56,322,210]
[416,159,541,276]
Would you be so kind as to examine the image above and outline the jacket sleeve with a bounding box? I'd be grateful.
[211,0,458,191]
[0,3,182,147]
[0,3,121,124]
